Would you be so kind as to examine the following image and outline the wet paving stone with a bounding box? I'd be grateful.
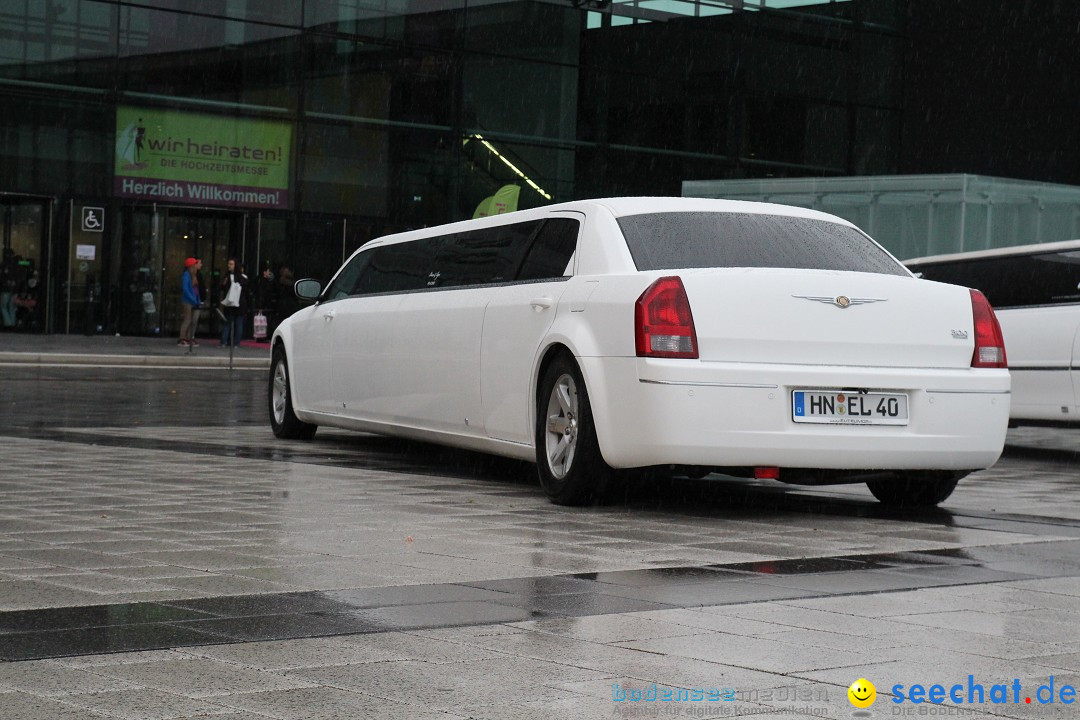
[0,603,213,634]
[0,623,226,661]
[1,544,1063,660]
[3,369,1080,719]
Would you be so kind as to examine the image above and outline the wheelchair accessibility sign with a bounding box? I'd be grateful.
[82,207,104,232]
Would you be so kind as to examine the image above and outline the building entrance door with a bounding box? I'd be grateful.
[0,199,48,332]
[161,209,243,339]
[119,206,244,337]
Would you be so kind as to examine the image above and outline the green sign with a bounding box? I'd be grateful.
[114,106,292,209]
[473,184,521,219]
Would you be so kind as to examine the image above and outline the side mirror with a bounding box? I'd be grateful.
[294,279,322,301]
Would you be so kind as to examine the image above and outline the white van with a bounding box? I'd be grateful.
[270,198,1011,507]
[907,239,1080,428]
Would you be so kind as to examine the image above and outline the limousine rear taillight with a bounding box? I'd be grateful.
[970,289,1007,368]
[635,276,699,359]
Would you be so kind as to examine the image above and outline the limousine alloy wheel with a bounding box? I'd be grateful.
[535,355,610,506]
[269,346,317,440]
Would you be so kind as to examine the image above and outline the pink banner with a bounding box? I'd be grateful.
[114,177,289,210]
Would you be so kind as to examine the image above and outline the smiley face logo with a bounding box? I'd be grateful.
[848,678,876,708]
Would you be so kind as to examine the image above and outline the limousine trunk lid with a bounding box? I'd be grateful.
[677,269,977,369]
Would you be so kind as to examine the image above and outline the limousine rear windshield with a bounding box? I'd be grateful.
[617,212,907,276]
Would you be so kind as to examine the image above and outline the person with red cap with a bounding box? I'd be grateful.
[178,257,203,346]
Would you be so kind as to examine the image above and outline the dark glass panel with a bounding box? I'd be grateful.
[861,0,902,29]
[118,208,163,337]
[299,121,391,217]
[463,1,581,64]
[256,214,290,281]
[432,221,543,287]
[0,95,112,196]
[857,32,901,107]
[304,35,454,126]
[803,102,848,170]
[761,0,857,21]
[744,95,807,168]
[460,54,578,143]
[0,0,117,88]
[910,252,1080,309]
[301,118,482,226]
[289,217,333,283]
[518,218,579,281]
[118,6,299,110]
[147,0,302,27]
[304,0,465,48]
[323,247,371,301]
[853,106,899,175]
[358,237,443,294]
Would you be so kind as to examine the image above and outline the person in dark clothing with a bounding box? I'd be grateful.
[254,262,277,336]
[277,264,299,321]
[0,248,17,328]
[218,257,248,347]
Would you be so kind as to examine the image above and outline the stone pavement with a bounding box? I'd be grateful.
[1,364,1079,719]
[0,332,270,368]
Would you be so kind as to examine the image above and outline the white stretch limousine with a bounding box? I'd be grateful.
[270,198,1010,507]
[907,239,1080,427]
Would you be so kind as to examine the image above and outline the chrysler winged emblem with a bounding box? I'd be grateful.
[792,295,886,309]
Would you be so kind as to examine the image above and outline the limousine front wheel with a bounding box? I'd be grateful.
[270,347,317,440]
[866,471,967,508]
[536,356,610,505]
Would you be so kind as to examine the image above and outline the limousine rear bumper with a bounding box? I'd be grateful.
[579,356,1011,472]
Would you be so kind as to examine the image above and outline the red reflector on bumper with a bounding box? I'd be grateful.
[754,467,780,480]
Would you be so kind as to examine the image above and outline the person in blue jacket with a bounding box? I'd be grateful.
[178,257,203,346]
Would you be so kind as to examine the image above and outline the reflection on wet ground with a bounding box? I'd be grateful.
[2,544,1072,661]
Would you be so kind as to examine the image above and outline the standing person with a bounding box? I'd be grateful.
[218,258,247,347]
[254,262,277,337]
[0,248,17,329]
[178,257,202,346]
[277,265,298,322]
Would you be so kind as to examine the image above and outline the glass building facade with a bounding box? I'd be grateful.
[685,174,1080,261]
[0,0,1075,335]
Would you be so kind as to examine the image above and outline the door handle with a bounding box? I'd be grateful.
[323,309,336,321]
[530,296,554,312]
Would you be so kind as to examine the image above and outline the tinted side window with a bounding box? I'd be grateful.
[432,221,543,288]
[911,251,1080,308]
[323,250,372,302]
[358,237,443,295]
[617,212,906,276]
[517,218,579,281]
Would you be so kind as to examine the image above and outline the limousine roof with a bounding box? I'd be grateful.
[906,238,1080,266]
[371,196,858,249]
[581,196,853,224]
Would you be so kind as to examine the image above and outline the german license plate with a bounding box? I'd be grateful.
[792,390,909,426]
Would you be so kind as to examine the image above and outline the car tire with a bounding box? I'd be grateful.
[535,353,611,506]
[269,345,317,440]
[866,471,967,508]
